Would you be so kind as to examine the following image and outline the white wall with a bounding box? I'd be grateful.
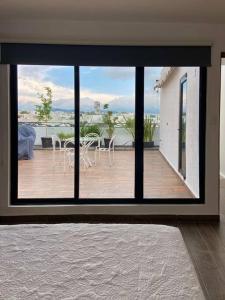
[0,20,223,216]
[160,67,199,197]
[220,64,225,178]
[160,70,180,171]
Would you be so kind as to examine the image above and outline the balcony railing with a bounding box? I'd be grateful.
[18,121,160,147]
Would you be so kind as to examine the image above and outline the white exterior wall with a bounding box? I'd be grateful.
[159,70,180,172]
[160,67,199,197]
[220,64,225,178]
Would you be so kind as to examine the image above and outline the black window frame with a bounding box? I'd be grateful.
[7,45,207,206]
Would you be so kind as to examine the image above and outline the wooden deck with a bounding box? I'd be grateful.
[18,149,193,199]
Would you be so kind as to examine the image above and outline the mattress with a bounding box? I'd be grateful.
[0,224,205,299]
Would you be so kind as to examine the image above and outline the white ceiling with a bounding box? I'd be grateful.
[1,0,225,23]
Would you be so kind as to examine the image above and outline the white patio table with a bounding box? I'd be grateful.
[63,136,101,168]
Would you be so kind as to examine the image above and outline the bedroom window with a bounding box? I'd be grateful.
[5,44,208,205]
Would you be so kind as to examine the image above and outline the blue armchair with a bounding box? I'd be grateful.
[18,125,36,160]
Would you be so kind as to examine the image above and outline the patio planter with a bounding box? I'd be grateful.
[144,141,154,148]
[41,137,52,148]
[60,141,74,148]
[104,138,111,148]
[90,141,99,147]
[81,139,100,148]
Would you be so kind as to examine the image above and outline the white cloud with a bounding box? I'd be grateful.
[18,65,159,113]
[18,65,124,107]
[18,77,74,104]
[80,89,121,104]
[18,65,64,81]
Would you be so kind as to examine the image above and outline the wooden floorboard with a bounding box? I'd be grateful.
[180,222,225,300]
[177,178,225,300]
[179,224,210,299]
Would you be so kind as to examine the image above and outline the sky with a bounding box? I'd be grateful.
[18,65,162,113]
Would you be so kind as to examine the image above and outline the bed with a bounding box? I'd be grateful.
[0,224,205,299]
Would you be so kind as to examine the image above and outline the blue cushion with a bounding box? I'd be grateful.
[18,125,36,160]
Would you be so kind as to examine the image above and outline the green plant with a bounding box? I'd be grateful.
[35,87,53,136]
[20,110,29,114]
[102,104,118,139]
[121,115,135,141]
[144,115,156,142]
[80,124,102,137]
[57,132,74,140]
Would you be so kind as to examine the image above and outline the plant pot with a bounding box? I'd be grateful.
[60,141,74,148]
[144,141,154,148]
[41,137,52,148]
[55,141,61,148]
[104,138,111,148]
[90,141,99,147]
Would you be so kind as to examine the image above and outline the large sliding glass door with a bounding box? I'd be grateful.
[6,44,209,205]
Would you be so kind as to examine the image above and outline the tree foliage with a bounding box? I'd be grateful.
[35,87,53,137]
[102,104,118,139]
[35,87,53,123]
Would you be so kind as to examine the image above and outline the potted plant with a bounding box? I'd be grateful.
[144,115,156,148]
[121,115,135,147]
[80,124,102,137]
[57,132,74,148]
[102,104,118,148]
[35,87,53,148]
[80,124,102,147]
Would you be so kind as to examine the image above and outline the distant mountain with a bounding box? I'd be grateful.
[103,96,159,114]
[52,108,74,112]
[18,96,159,114]
[80,97,97,112]
[109,97,134,112]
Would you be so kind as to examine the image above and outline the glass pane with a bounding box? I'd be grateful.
[179,79,187,178]
[80,67,135,198]
[144,67,199,199]
[17,65,75,199]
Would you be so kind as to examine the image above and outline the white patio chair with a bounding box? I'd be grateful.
[51,135,62,167]
[65,148,74,168]
[51,135,61,151]
[96,135,116,166]
[64,136,97,170]
[80,134,98,167]
[63,138,75,170]
[79,144,90,169]
[84,133,100,165]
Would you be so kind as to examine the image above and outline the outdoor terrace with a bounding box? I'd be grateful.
[18,149,193,199]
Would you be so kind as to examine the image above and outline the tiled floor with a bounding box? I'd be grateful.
[18,149,193,199]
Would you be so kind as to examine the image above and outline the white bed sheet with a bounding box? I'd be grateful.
[0,224,205,299]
